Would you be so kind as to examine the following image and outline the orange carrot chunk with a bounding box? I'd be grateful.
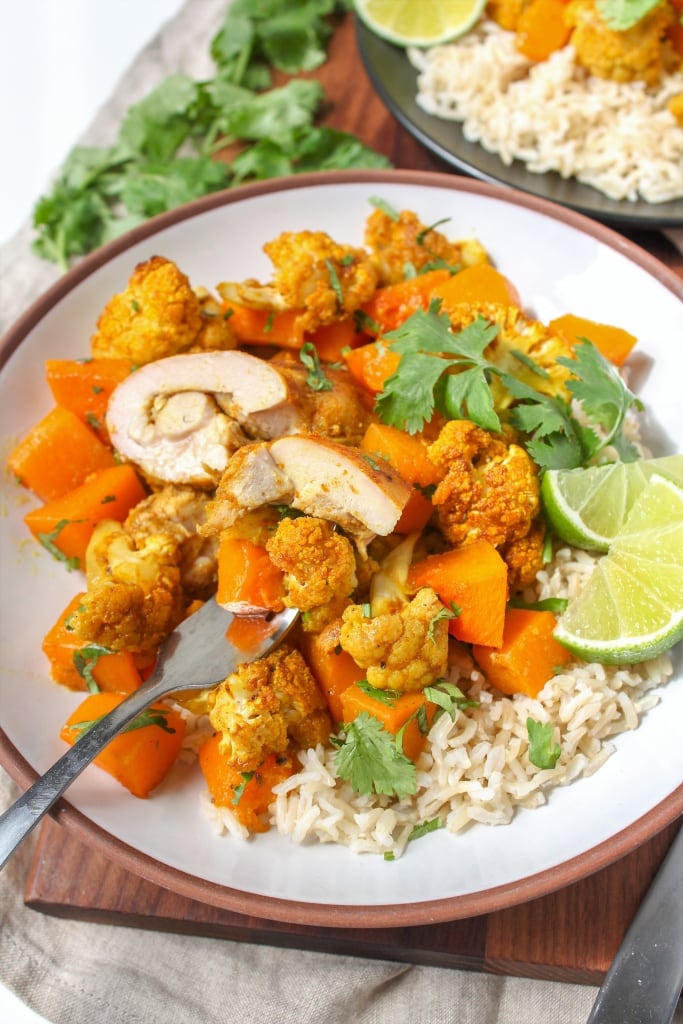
[394,488,434,535]
[300,631,366,724]
[359,268,452,334]
[515,0,571,61]
[343,340,401,394]
[42,593,147,693]
[340,684,435,763]
[45,358,135,441]
[472,608,572,698]
[199,734,297,832]
[8,406,117,502]
[222,303,305,349]
[360,421,441,488]
[431,263,522,310]
[407,539,508,648]
[60,692,186,798]
[549,313,637,367]
[216,536,286,613]
[24,463,148,569]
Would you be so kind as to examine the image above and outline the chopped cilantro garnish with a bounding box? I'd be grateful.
[67,707,177,741]
[232,771,255,806]
[333,712,417,799]
[508,596,568,614]
[72,643,113,694]
[526,717,561,769]
[299,341,332,392]
[596,0,661,29]
[36,519,81,571]
[369,195,400,221]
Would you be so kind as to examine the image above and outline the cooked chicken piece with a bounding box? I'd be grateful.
[200,434,411,550]
[271,358,370,446]
[106,351,309,487]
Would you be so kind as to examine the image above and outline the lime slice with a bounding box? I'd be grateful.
[541,455,683,552]
[554,474,683,664]
[354,0,486,47]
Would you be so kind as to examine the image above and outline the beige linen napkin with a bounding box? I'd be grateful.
[1,3,681,1022]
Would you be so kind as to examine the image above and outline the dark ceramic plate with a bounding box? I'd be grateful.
[356,19,683,229]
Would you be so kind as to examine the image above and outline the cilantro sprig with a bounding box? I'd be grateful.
[67,707,177,741]
[374,305,641,471]
[596,0,665,30]
[526,718,561,769]
[73,644,114,694]
[32,0,388,270]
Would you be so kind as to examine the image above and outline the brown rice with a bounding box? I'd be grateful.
[407,21,683,204]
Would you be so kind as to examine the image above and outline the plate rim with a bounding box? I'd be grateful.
[354,19,683,229]
[1,168,682,927]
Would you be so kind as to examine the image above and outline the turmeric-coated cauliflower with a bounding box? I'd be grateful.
[265,516,358,631]
[339,587,449,692]
[91,256,229,365]
[208,646,332,771]
[428,419,543,586]
[124,485,218,597]
[364,207,488,286]
[68,520,185,652]
[564,0,679,84]
[218,231,379,334]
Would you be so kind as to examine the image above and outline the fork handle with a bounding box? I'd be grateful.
[586,821,683,1024]
[0,680,160,870]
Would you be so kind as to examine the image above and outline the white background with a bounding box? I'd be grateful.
[0,2,185,1019]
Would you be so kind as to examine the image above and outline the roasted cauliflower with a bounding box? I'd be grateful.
[208,646,332,771]
[428,419,543,586]
[124,484,218,596]
[564,0,679,84]
[339,587,449,693]
[91,256,230,364]
[364,207,488,286]
[218,230,378,334]
[68,520,185,652]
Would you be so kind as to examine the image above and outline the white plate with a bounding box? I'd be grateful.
[1,171,682,926]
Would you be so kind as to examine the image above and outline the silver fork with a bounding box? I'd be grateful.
[0,599,299,869]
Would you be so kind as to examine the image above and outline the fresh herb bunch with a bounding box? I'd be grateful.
[32,0,389,270]
[374,303,642,471]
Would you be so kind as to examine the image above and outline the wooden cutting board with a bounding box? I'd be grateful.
[23,11,683,984]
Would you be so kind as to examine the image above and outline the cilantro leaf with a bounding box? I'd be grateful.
[596,0,661,30]
[299,342,333,391]
[67,707,177,741]
[118,75,201,161]
[526,717,561,769]
[334,713,417,799]
[72,644,113,694]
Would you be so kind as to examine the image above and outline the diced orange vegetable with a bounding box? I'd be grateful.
[199,734,297,832]
[306,318,369,362]
[216,536,286,613]
[343,340,401,394]
[8,406,117,502]
[472,607,572,698]
[340,684,435,763]
[24,464,148,569]
[549,313,637,367]
[431,263,521,310]
[60,692,186,798]
[45,358,135,441]
[300,631,366,723]
[408,539,508,648]
[360,422,441,488]
[222,303,305,349]
[394,488,434,535]
[515,0,571,61]
[359,269,452,334]
[42,593,148,693]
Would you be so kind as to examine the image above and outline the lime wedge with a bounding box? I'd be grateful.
[541,455,683,552]
[354,0,486,47]
[554,474,683,664]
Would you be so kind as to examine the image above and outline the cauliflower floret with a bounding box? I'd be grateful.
[565,0,679,84]
[364,207,488,286]
[208,646,332,771]
[91,256,211,365]
[265,515,358,631]
[428,420,543,586]
[218,231,379,334]
[442,302,574,411]
[124,485,218,596]
[191,289,238,353]
[68,520,185,651]
[500,518,546,590]
[339,587,449,692]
